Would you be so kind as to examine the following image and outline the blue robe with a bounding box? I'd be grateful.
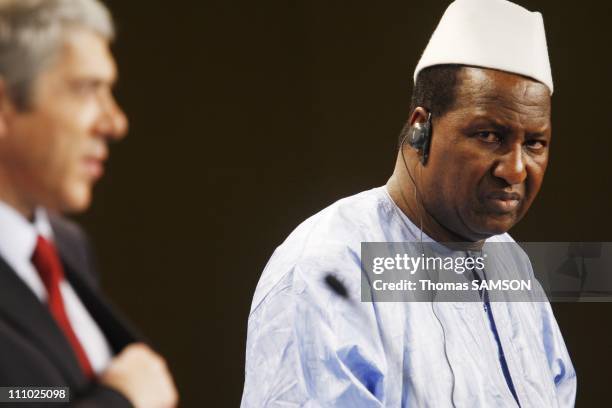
[241,187,576,407]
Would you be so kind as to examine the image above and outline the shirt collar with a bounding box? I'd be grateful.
[0,201,54,266]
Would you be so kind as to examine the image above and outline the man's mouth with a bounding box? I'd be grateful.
[83,156,105,179]
[484,191,522,213]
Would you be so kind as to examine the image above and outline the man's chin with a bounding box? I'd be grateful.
[456,211,517,241]
[57,187,93,214]
[473,215,517,238]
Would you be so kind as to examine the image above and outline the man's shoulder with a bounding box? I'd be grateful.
[274,187,392,263]
[250,187,393,311]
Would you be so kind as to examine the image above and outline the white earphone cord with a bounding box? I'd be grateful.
[397,125,458,408]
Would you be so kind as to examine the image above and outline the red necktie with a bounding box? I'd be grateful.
[31,235,94,379]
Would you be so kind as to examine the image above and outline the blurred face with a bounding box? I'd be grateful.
[418,67,551,241]
[0,27,127,215]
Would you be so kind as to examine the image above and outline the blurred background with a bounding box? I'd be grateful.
[81,0,612,405]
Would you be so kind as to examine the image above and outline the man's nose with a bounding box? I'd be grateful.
[97,94,128,141]
[492,144,527,185]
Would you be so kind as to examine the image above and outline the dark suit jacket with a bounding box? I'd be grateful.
[0,214,140,407]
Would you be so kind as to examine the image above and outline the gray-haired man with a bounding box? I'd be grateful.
[0,1,177,407]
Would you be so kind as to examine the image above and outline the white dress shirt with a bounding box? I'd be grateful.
[0,201,113,375]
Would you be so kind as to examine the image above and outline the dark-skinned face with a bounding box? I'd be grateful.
[417,67,551,241]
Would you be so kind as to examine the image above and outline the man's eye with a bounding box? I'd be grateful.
[72,81,100,95]
[525,140,547,150]
[474,131,501,143]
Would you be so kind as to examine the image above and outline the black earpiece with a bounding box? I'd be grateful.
[405,112,432,165]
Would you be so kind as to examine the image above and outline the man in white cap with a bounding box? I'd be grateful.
[241,0,576,406]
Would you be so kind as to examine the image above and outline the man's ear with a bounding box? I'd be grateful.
[409,106,429,127]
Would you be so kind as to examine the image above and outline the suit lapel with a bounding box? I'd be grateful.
[52,223,141,352]
[0,256,86,385]
[63,261,140,352]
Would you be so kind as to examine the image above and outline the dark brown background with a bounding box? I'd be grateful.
[78,1,612,406]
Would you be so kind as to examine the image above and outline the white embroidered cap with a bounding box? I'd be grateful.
[414,0,553,94]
